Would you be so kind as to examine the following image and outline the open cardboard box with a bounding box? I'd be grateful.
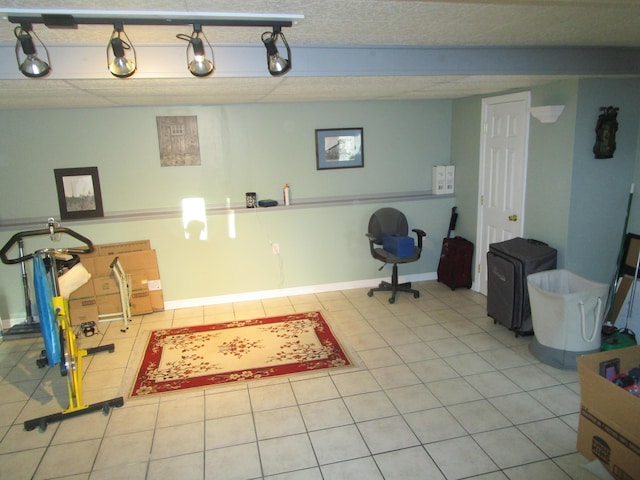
[577,346,640,479]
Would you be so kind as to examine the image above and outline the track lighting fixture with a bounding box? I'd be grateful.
[14,24,51,78]
[6,10,300,78]
[176,24,215,77]
[261,27,291,76]
[107,22,136,78]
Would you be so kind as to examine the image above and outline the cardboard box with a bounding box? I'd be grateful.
[576,346,640,479]
[117,250,158,274]
[445,165,455,194]
[96,293,124,316]
[149,290,164,312]
[96,290,154,316]
[130,291,154,315]
[89,256,114,276]
[69,241,164,324]
[432,165,446,195]
[91,249,159,276]
[68,298,99,326]
[96,240,151,257]
[93,271,151,295]
[80,239,150,258]
[67,278,95,301]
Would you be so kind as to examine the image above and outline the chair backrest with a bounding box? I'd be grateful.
[368,208,409,244]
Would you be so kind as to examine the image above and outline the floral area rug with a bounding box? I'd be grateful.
[130,311,352,397]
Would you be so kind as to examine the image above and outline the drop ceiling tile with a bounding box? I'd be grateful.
[0,0,638,109]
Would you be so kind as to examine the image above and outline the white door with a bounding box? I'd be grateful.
[475,91,531,295]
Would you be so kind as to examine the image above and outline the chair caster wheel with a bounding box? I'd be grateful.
[388,297,395,304]
[367,290,373,297]
[413,292,420,298]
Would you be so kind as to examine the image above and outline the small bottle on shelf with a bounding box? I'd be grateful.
[283,184,290,206]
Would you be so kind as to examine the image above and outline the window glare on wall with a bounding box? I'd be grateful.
[182,197,207,240]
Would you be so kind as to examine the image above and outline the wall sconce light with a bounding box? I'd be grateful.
[262,27,291,76]
[177,24,215,77]
[530,105,565,123]
[107,22,136,78]
[14,24,51,78]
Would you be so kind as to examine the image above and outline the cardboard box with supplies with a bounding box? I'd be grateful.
[576,346,640,479]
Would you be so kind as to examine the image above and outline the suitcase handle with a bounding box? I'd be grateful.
[446,207,458,239]
[526,238,548,247]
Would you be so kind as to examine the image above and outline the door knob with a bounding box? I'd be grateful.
[508,214,518,222]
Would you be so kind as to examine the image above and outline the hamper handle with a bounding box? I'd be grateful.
[579,298,602,343]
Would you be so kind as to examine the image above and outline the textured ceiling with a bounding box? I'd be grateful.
[0,0,639,109]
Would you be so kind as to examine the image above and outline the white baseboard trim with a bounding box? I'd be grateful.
[1,272,438,328]
[164,272,437,310]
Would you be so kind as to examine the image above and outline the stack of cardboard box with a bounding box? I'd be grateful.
[68,240,164,326]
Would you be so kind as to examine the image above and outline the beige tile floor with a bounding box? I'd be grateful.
[0,281,603,479]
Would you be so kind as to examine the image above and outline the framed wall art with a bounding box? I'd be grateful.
[156,115,202,166]
[54,167,104,220]
[315,128,364,170]
[593,106,619,159]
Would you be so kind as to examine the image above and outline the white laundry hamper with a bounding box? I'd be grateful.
[527,269,608,369]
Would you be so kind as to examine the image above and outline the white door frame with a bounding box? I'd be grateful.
[474,91,531,294]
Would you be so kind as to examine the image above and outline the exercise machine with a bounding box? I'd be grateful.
[0,220,124,431]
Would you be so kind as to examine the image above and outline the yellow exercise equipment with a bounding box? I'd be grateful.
[0,220,124,432]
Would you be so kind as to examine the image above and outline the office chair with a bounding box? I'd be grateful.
[366,207,426,304]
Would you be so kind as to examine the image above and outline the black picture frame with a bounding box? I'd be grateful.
[54,167,104,220]
[315,128,364,170]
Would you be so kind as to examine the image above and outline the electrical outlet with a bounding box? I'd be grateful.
[272,243,280,254]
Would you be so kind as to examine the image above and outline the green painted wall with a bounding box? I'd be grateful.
[0,100,455,321]
[566,78,640,283]
[3,78,638,323]
[450,78,640,286]
[449,96,481,240]
[525,80,578,268]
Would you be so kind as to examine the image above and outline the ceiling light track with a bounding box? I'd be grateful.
[8,14,296,29]
[5,9,302,29]
[5,9,301,79]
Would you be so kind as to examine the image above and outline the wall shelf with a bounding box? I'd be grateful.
[0,190,454,231]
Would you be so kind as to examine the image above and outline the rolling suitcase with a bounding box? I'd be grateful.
[487,237,557,336]
[437,207,474,290]
[438,237,474,290]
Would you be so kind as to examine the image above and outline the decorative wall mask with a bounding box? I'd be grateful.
[593,106,619,159]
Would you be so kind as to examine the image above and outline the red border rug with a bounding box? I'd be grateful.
[130,311,351,397]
